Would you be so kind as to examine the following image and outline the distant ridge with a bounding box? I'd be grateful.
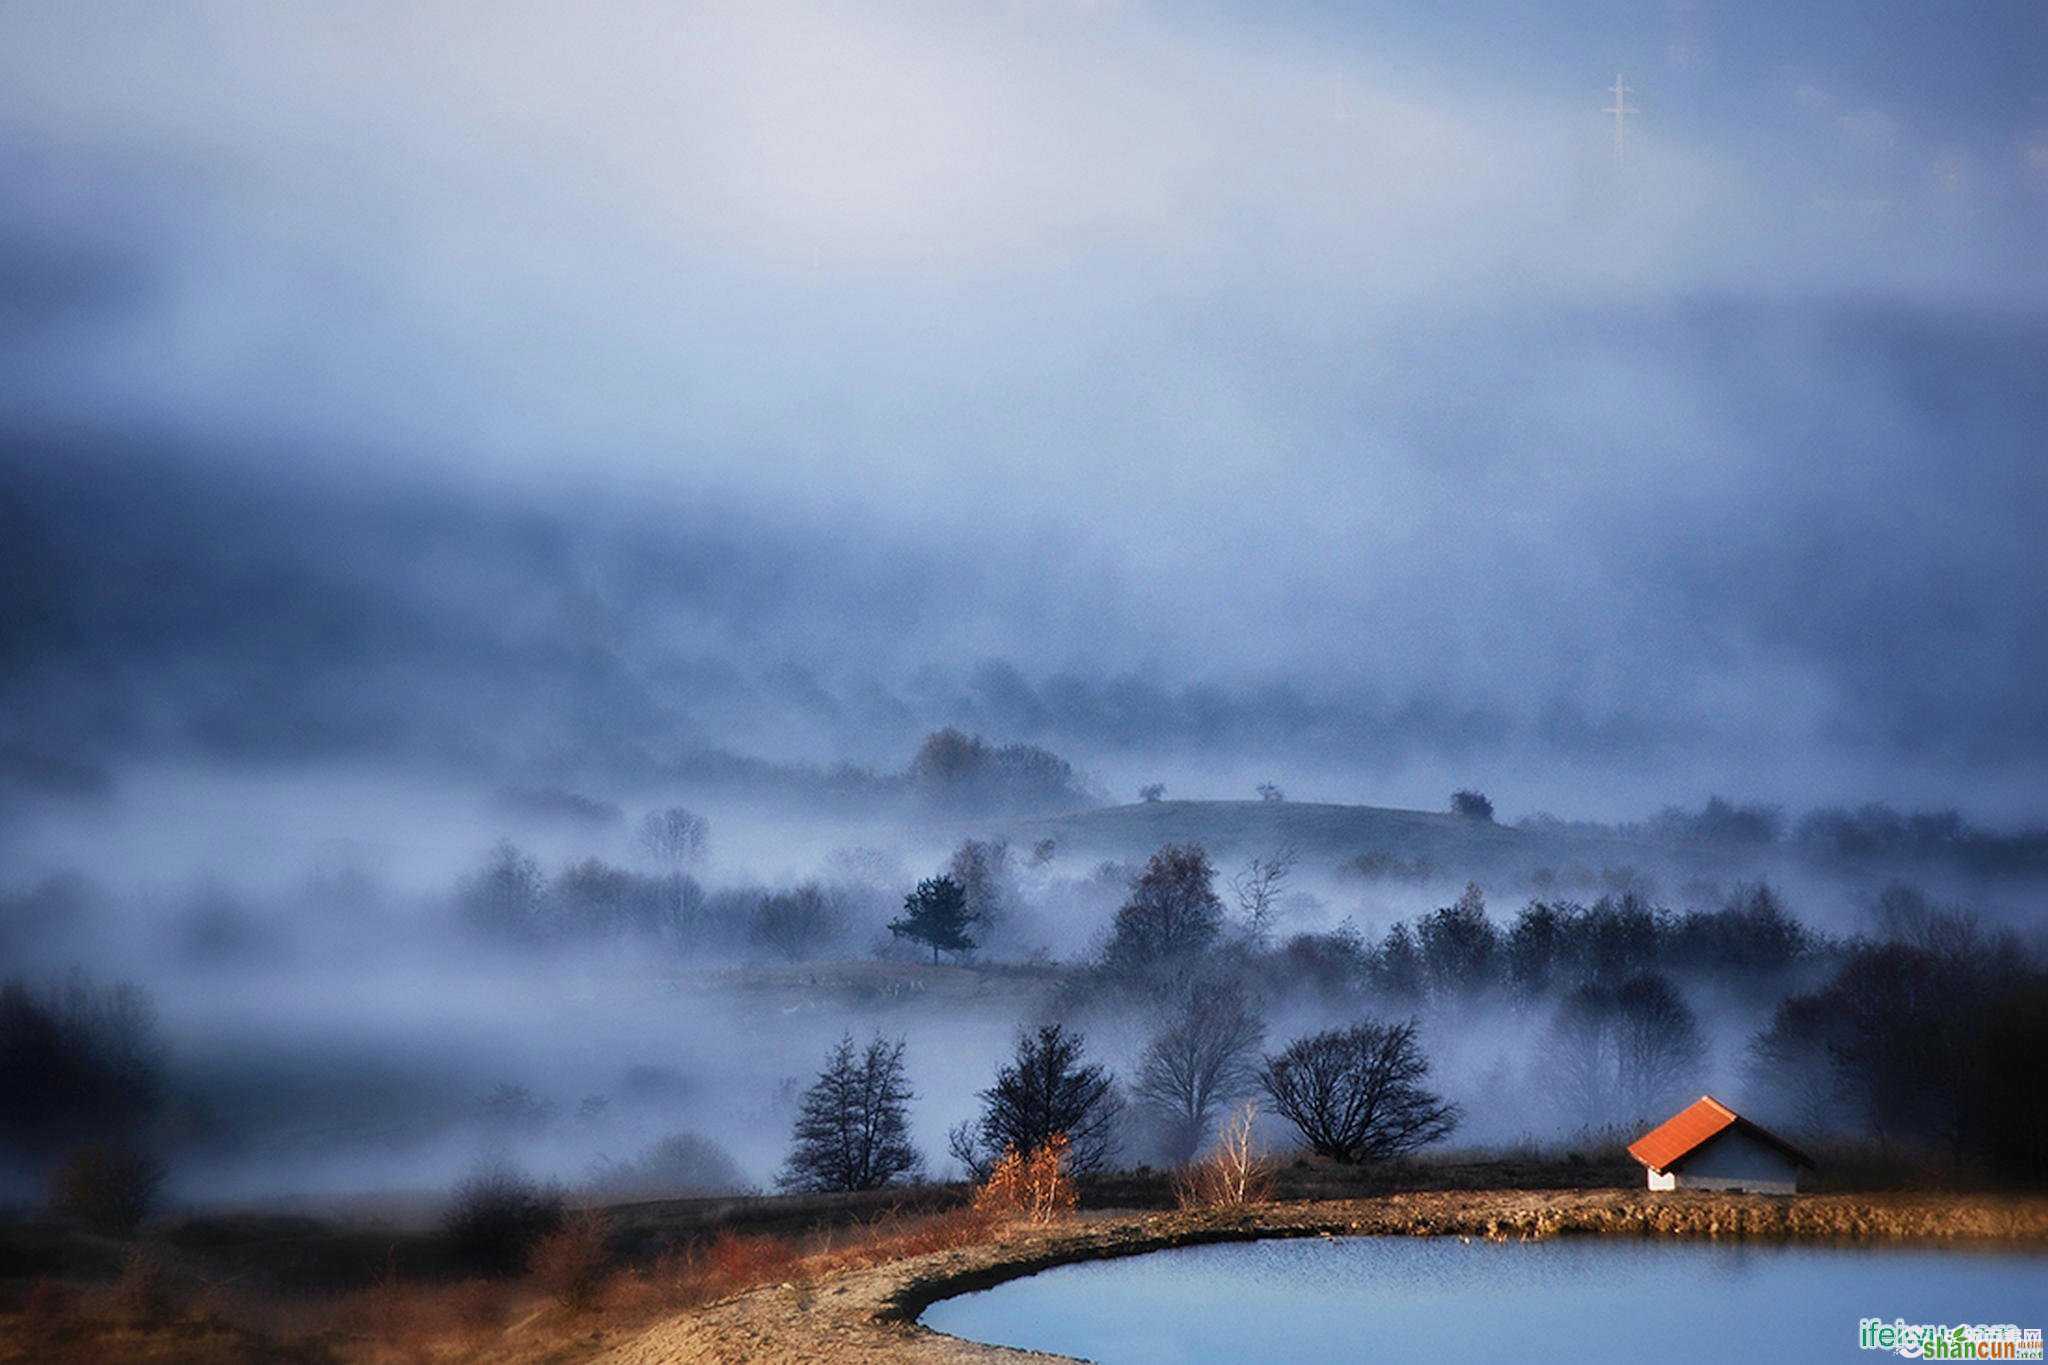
[991,798,1640,871]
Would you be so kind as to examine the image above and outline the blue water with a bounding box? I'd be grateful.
[920,1236,2048,1363]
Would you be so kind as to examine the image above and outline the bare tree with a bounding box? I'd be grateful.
[1745,994,1841,1139]
[747,883,840,962]
[1229,846,1297,947]
[1610,974,1705,1120]
[946,839,1011,945]
[1540,974,1704,1130]
[778,1035,922,1193]
[458,841,545,941]
[1255,783,1286,802]
[1543,984,1617,1131]
[638,807,709,868]
[1134,982,1266,1162]
[1173,1101,1272,1209]
[1258,1020,1459,1163]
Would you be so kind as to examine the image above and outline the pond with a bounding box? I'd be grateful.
[920,1235,2048,1363]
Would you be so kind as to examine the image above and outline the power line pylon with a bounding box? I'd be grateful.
[1604,73,1635,165]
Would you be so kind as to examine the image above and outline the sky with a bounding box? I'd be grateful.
[3,0,2045,823]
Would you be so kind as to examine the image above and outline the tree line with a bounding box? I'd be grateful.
[778,1013,1460,1194]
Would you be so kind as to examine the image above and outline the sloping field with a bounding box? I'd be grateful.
[996,799,1643,874]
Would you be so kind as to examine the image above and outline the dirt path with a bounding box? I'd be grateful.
[599,1190,2048,1364]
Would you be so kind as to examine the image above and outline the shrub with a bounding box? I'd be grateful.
[19,1277,79,1349]
[972,1133,1077,1225]
[48,1142,167,1233]
[103,1247,181,1327]
[747,883,841,962]
[442,1165,565,1276]
[528,1208,612,1311]
[585,1130,749,1200]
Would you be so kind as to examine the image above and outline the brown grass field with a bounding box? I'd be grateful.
[4,1149,2043,1363]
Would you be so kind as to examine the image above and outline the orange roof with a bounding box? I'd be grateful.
[1628,1095,1814,1172]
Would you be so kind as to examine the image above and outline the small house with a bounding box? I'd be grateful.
[1627,1095,1814,1195]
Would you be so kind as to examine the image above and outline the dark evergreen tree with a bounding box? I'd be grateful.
[889,875,977,963]
[777,1035,922,1193]
[951,1023,1121,1177]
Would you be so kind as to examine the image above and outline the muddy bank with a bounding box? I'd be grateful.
[600,1190,2048,1364]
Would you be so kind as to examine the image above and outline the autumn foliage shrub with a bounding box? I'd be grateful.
[528,1208,613,1311]
[972,1132,1077,1225]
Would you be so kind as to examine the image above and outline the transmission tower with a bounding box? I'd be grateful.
[1604,73,1635,165]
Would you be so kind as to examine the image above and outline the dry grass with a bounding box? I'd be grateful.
[8,1142,2039,1364]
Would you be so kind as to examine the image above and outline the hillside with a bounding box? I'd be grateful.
[996,799,1645,876]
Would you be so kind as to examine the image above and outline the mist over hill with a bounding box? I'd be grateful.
[1,0,2044,1263]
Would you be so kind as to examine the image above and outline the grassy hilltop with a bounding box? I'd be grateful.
[995,799,1646,878]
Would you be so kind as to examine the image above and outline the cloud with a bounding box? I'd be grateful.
[0,1,2042,818]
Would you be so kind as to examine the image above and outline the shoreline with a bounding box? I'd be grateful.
[600,1189,2048,1364]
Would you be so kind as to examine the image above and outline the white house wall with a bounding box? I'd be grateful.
[1648,1128,1801,1195]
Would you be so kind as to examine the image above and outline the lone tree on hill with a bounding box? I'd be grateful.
[1451,790,1495,822]
[889,876,977,963]
[1259,1019,1460,1163]
[950,1023,1122,1178]
[778,1035,922,1193]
